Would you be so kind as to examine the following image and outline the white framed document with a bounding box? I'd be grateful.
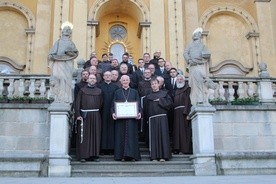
[115,101,138,119]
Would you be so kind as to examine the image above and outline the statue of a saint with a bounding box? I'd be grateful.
[48,22,78,104]
[184,28,214,106]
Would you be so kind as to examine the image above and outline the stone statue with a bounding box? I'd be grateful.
[259,62,270,78]
[183,28,216,106]
[48,22,78,104]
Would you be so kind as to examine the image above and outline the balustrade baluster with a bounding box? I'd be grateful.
[237,82,245,99]
[0,79,4,97]
[18,79,25,97]
[29,79,36,97]
[39,79,46,97]
[7,79,15,97]
[218,81,225,100]
[247,82,255,97]
[228,82,235,101]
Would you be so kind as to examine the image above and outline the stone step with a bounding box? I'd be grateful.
[71,168,194,177]
[71,161,194,177]
[71,154,192,161]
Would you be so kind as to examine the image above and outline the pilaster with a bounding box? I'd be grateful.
[72,0,87,63]
[189,105,217,176]
[149,0,166,56]
[255,0,275,69]
[183,0,199,44]
[168,0,185,70]
[48,103,71,177]
[32,0,52,74]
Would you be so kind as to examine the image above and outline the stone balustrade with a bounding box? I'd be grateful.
[0,74,50,98]
[0,74,275,103]
[209,76,276,102]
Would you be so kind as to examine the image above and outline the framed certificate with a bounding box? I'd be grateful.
[115,101,138,119]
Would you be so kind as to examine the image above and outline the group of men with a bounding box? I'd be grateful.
[72,50,193,163]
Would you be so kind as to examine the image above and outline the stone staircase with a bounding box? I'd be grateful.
[70,142,195,177]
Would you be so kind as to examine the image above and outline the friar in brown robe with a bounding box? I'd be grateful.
[173,74,193,154]
[75,74,103,161]
[144,78,173,161]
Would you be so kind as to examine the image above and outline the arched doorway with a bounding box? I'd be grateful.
[87,0,150,64]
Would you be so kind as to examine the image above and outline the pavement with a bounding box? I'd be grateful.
[1,175,276,184]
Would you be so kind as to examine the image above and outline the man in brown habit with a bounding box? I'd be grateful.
[144,78,173,162]
[173,74,193,154]
[75,74,103,162]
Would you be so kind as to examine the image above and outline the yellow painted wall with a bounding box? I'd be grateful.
[1,0,276,77]
[198,0,257,22]
[96,13,141,63]
[0,10,28,66]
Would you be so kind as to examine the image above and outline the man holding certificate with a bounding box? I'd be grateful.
[112,75,141,162]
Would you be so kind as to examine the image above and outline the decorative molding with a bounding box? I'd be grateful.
[25,28,35,35]
[200,5,258,33]
[202,31,209,37]
[210,60,252,77]
[137,22,151,38]
[88,0,150,22]
[246,32,260,39]
[254,0,271,2]
[87,20,100,37]
[0,1,36,29]
[0,56,26,72]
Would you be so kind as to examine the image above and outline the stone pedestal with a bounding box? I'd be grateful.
[48,102,71,177]
[259,79,275,104]
[189,105,217,175]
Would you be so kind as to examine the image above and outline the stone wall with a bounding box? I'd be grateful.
[213,104,276,175]
[0,103,50,176]
[213,105,276,152]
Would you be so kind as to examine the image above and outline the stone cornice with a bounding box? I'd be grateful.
[137,22,151,38]
[254,0,271,2]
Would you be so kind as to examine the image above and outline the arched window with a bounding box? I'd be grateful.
[110,43,125,62]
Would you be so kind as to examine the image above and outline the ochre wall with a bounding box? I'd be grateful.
[0,0,276,77]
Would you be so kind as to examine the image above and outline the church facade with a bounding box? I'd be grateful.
[0,0,276,77]
[1,0,276,177]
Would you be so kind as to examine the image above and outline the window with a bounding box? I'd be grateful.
[109,25,127,40]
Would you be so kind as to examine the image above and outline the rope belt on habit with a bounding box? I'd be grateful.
[148,113,167,152]
[79,109,99,143]
[174,105,185,110]
[81,109,99,112]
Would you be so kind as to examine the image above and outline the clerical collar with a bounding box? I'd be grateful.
[87,83,96,88]
[144,78,151,81]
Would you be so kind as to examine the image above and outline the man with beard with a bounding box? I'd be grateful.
[99,71,120,155]
[72,70,89,148]
[144,78,173,162]
[137,68,153,142]
[74,70,89,101]
[75,74,103,162]
[112,75,141,161]
[173,74,192,154]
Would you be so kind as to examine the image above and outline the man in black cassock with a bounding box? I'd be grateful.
[137,68,152,143]
[144,78,173,162]
[173,75,193,154]
[75,74,103,162]
[99,71,119,155]
[112,75,141,161]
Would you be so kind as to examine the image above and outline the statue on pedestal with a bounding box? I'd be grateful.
[184,28,216,106]
[48,22,78,104]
